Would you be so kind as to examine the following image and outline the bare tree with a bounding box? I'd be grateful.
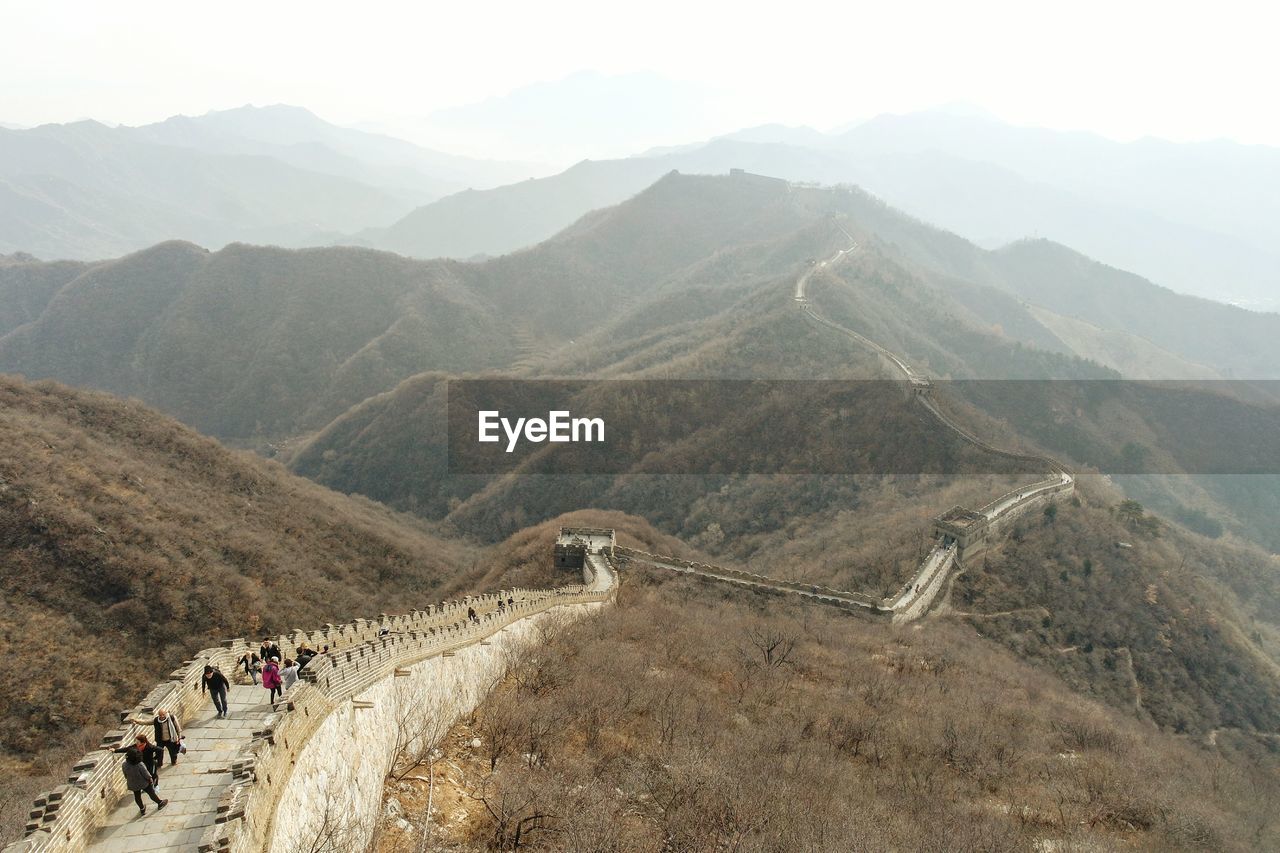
[476,690,522,771]
[385,680,455,851]
[284,783,374,853]
[506,643,567,698]
[390,681,452,783]
[742,626,798,669]
[467,769,558,850]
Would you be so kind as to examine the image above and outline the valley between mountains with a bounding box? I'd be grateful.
[2,169,1279,851]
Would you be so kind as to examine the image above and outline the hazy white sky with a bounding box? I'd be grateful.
[4,0,1278,155]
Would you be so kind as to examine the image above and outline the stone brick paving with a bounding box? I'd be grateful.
[86,684,273,853]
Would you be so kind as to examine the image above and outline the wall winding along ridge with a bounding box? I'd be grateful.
[9,205,1075,851]
[794,220,1075,619]
[265,554,615,853]
[622,217,1075,621]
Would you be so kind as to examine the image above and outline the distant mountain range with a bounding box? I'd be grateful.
[128,104,545,199]
[356,111,1280,310]
[7,103,1280,311]
[7,171,1280,550]
[9,171,1280,442]
[0,105,545,261]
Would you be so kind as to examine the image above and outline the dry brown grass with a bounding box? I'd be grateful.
[380,572,1280,851]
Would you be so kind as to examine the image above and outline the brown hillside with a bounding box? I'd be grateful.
[949,480,1280,735]
[386,574,1280,852]
[0,375,477,766]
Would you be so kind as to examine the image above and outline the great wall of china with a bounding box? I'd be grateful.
[8,558,617,853]
[7,208,1074,853]
[786,220,1075,620]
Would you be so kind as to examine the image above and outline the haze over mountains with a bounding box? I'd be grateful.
[6,169,1279,436]
[0,105,544,261]
[359,111,1280,310]
[7,170,1280,557]
[8,96,1280,314]
[365,70,738,164]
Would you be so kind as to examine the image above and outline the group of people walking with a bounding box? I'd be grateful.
[113,708,185,815]
[110,610,495,819]
[234,637,320,703]
[115,636,325,818]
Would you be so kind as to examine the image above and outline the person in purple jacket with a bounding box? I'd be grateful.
[261,656,283,704]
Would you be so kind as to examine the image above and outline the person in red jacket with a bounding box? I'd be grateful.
[262,657,283,704]
[109,734,162,782]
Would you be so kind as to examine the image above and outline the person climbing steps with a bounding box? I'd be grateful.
[202,664,231,718]
[262,656,283,704]
[121,747,167,816]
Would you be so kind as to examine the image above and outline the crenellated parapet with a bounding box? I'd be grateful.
[5,560,617,853]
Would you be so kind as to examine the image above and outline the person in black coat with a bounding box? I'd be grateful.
[201,665,231,718]
[259,638,281,666]
[122,747,167,815]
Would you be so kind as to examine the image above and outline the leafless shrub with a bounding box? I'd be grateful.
[284,784,374,853]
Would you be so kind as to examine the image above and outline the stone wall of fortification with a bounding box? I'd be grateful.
[7,560,614,853]
[612,548,886,614]
[983,480,1074,542]
[266,601,601,853]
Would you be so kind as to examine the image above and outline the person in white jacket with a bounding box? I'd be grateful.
[280,659,300,692]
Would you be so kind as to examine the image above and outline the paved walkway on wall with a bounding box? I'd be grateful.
[628,553,882,612]
[86,685,273,853]
[77,579,617,853]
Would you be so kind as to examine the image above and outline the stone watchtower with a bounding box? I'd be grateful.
[933,506,991,563]
[554,527,616,569]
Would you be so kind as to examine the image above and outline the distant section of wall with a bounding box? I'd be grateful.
[621,469,1073,625]
[614,548,888,615]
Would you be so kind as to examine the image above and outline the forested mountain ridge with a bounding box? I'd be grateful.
[6,171,1280,553]
[0,173,824,438]
[0,241,509,437]
[365,156,1280,378]
[8,170,1278,447]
